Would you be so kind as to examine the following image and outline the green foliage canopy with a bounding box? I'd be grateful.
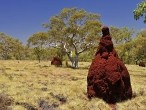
[133,1,146,23]
[27,32,49,62]
[110,26,134,44]
[43,8,102,68]
[0,33,24,60]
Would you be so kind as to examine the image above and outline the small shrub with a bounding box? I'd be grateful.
[0,93,13,110]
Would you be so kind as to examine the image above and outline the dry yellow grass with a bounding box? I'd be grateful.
[0,60,146,110]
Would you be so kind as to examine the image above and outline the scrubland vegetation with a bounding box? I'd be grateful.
[0,7,146,68]
[0,60,146,110]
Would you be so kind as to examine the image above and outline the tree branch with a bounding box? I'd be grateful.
[78,43,92,54]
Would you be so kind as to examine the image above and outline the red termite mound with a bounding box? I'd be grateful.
[51,57,62,66]
[87,26,132,103]
[139,62,145,67]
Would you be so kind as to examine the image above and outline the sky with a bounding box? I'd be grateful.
[0,0,145,43]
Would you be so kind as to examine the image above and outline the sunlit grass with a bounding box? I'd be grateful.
[0,60,146,110]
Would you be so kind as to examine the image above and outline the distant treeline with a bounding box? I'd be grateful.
[0,8,145,66]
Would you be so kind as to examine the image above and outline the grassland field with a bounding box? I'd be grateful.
[0,60,146,110]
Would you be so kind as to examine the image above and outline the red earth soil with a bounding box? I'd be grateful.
[87,26,132,103]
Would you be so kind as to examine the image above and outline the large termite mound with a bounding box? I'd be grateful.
[87,26,132,103]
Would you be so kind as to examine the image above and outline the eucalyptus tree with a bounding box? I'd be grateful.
[0,33,24,60]
[133,0,146,23]
[131,29,146,63]
[110,27,134,63]
[27,32,49,62]
[44,8,102,68]
[12,39,25,60]
[110,26,134,45]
